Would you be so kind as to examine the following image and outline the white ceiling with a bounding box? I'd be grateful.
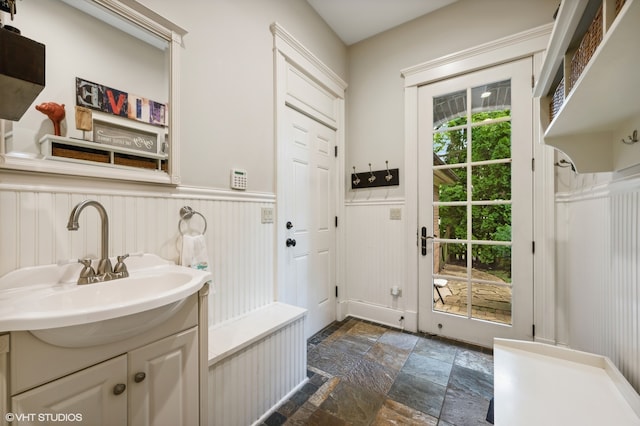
[306,0,458,46]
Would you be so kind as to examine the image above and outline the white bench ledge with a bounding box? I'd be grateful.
[208,302,307,366]
[494,338,640,426]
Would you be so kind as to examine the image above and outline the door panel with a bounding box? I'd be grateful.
[128,327,198,426]
[418,58,533,347]
[12,355,128,426]
[284,107,336,338]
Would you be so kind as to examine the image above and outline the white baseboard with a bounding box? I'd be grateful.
[344,300,418,333]
[336,300,348,322]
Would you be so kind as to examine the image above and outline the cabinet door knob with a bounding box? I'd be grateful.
[113,383,126,395]
[134,372,146,383]
[286,238,296,247]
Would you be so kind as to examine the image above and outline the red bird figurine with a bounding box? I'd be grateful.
[36,102,66,136]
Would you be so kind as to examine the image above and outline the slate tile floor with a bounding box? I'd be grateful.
[264,318,494,426]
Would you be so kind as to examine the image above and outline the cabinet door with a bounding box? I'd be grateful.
[11,355,127,426]
[128,327,198,426]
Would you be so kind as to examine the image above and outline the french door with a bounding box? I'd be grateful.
[417,58,534,346]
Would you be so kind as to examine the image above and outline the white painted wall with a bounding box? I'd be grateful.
[346,0,558,198]
[342,0,558,332]
[0,0,346,323]
[344,200,411,328]
[2,0,346,192]
[135,0,348,191]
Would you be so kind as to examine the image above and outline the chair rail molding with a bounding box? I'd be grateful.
[0,170,275,204]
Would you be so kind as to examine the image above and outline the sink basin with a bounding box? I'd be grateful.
[0,254,211,347]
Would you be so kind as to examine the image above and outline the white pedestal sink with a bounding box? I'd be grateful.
[0,254,211,347]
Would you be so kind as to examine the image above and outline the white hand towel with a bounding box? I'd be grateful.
[180,234,210,272]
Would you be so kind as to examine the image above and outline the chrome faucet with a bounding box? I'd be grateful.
[67,200,114,283]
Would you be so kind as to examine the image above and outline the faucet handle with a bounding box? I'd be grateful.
[77,258,96,284]
[78,258,94,270]
[113,254,130,276]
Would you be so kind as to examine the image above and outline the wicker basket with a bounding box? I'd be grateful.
[549,77,565,122]
[616,0,626,15]
[569,3,603,92]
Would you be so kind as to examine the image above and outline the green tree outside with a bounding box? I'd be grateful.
[434,110,512,282]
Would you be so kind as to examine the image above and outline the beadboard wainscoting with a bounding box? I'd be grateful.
[208,312,306,426]
[0,181,275,328]
[556,175,640,392]
[344,199,416,330]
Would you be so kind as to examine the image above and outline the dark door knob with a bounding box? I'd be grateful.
[113,383,126,395]
[286,238,296,247]
[134,372,146,383]
[286,221,293,229]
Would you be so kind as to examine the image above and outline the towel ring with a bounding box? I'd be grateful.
[178,206,207,236]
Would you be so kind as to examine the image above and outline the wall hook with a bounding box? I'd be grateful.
[621,129,639,145]
[385,161,393,182]
[352,166,361,186]
[368,163,376,183]
[350,164,399,189]
[554,159,576,172]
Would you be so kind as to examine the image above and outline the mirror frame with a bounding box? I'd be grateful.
[0,0,186,185]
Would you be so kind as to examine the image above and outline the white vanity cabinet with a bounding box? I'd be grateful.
[3,292,206,426]
[11,327,198,426]
[128,327,199,426]
[12,355,129,425]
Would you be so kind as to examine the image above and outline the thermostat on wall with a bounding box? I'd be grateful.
[230,168,248,190]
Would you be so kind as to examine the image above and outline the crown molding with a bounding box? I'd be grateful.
[402,23,553,87]
[270,22,347,96]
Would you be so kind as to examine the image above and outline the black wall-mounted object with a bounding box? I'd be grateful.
[351,168,399,189]
[0,0,14,14]
[0,28,45,120]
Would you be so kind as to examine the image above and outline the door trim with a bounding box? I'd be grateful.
[402,25,552,336]
[271,23,347,319]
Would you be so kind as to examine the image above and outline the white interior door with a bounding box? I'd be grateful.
[282,106,336,338]
[417,58,534,347]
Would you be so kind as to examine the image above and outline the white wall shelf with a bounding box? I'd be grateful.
[535,0,639,173]
[40,134,168,172]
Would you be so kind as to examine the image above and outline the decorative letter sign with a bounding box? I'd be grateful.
[75,77,167,127]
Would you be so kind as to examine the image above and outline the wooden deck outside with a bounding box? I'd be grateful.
[433,264,512,325]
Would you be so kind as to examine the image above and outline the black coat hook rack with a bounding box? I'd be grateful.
[351,161,400,189]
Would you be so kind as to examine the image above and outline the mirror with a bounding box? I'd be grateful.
[0,0,185,184]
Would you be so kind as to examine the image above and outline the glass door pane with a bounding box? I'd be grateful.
[432,78,513,325]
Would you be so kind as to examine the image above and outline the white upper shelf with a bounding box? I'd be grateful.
[533,0,589,99]
[546,0,639,137]
[535,0,640,173]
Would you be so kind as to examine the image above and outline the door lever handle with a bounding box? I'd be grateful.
[420,227,435,256]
